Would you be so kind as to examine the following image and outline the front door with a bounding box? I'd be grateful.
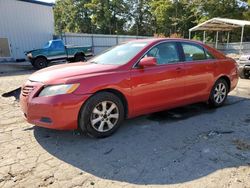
[48,41,67,60]
[130,42,186,116]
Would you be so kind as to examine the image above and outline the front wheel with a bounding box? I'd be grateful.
[78,92,124,138]
[209,79,229,107]
[32,57,48,69]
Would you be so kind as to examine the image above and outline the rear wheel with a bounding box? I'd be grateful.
[78,92,124,138]
[209,79,229,107]
[74,53,86,62]
[32,57,48,69]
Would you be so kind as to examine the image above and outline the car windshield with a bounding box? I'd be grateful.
[43,41,52,48]
[90,41,149,65]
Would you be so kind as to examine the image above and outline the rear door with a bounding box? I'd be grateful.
[130,42,186,115]
[179,42,216,102]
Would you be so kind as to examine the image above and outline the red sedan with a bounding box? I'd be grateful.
[20,38,238,138]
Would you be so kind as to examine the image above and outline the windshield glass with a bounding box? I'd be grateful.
[43,41,52,48]
[90,41,149,65]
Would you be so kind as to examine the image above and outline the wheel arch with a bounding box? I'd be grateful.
[74,52,85,58]
[217,75,231,91]
[94,88,129,119]
[34,55,48,60]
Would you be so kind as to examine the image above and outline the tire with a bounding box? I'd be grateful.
[239,68,249,79]
[78,92,124,138]
[32,57,48,69]
[209,79,229,107]
[74,53,86,62]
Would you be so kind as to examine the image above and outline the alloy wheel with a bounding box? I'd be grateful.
[213,82,227,104]
[90,101,119,132]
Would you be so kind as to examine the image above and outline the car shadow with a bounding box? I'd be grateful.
[2,87,21,101]
[34,95,250,185]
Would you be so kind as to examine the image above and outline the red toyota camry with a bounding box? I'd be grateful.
[20,38,238,138]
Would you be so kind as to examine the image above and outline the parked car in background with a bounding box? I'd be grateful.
[20,38,238,138]
[25,39,93,69]
[238,54,250,79]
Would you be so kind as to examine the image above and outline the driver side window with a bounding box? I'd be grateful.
[51,41,64,51]
[145,42,180,65]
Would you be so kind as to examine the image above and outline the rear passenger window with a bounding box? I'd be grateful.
[182,43,206,61]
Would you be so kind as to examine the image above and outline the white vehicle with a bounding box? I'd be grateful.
[238,54,250,79]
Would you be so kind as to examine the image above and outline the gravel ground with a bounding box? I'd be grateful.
[0,72,250,188]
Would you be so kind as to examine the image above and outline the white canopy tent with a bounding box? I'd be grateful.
[189,18,250,53]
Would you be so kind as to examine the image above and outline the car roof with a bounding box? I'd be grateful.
[127,38,226,59]
[129,38,204,45]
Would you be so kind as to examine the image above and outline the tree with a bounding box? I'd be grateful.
[126,0,154,36]
[54,0,93,34]
[150,0,199,37]
[200,0,246,20]
[85,0,129,34]
[53,0,250,38]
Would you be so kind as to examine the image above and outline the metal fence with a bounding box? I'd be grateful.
[60,33,250,55]
[61,33,150,55]
[205,42,250,55]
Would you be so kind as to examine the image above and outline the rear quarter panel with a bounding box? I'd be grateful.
[66,48,78,56]
[215,58,238,91]
[66,46,92,56]
[203,44,238,91]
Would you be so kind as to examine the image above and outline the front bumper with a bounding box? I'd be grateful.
[20,80,90,130]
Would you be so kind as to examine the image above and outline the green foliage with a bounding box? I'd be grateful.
[127,0,154,36]
[85,0,129,34]
[54,0,250,38]
[54,0,93,34]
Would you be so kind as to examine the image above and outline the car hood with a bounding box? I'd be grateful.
[29,62,118,84]
[25,49,42,54]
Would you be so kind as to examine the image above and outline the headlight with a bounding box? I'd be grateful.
[39,84,80,97]
[27,53,32,58]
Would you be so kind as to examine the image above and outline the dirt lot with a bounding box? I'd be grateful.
[0,71,250,188]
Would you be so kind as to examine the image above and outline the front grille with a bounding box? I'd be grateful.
[22,85,34,97]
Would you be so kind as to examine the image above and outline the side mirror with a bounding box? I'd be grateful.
[138,57,157,68]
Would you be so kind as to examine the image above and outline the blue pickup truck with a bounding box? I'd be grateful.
[26,39,93,69]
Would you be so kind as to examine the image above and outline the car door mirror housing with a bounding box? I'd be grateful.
[138,57,157,68]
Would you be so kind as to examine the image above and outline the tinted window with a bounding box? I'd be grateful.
[146,42,180,65]
[182,43,206,61]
